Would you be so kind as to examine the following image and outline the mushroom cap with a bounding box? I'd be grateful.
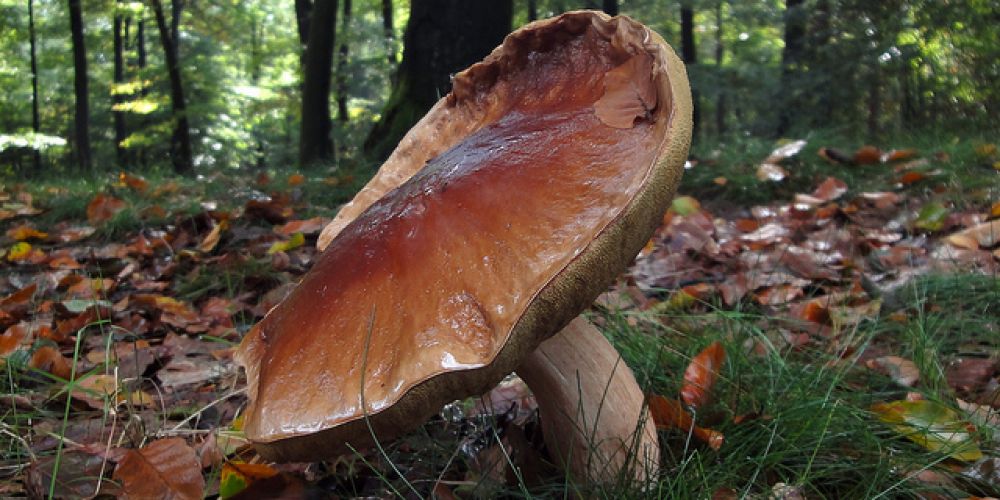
[235,11,692,462]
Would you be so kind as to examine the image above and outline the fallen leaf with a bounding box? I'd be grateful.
[593,53,656,129]
[267,232,305,255]
[914,202,950,232]
[811,177,848,202]
[946,220,1000,250]
[764,140,807,164]
[197,221,227,253]
[882,149,918,163]
[680,341,726,409]
[756,163,788,182]
[287,173,306,186]
[818,146,853,164]
[113,438,205,499]
[648,395,724,450]
[118,172,149,191]
[871,399,983,461]
[6,242,34,262]
[86,193,127,224]
[275,216,328,236]
[7,224,48,241]
[853,145,882,165]
[26,451,114,499]
[899,171,927,185]
[29,346,72,379]
[867,356,920,387]
[219,461,280,499]
[52,225,96,243]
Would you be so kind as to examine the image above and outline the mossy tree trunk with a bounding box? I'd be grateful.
[362,0,513,161]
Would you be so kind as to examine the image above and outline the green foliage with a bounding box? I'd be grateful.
[0,0,996,176]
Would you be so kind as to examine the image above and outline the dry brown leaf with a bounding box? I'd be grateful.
[867,356,920,387]
[594,53,656,129]
[86,193,127,224]
[113,438,205,499]
[680,341,725,409]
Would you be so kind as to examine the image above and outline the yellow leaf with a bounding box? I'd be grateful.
[871,400,983,461]
[7,242,32,262]
[7,225,48,241]
[267,233,305,255]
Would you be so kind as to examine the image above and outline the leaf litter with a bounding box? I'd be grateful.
[1,145,998,496]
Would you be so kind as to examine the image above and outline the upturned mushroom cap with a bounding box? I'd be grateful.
[235,11,692,462]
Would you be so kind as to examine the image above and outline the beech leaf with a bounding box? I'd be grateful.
[680,341,726,409]
[871,400,983,461]
[649,395,724,450]
[113,437,205,499]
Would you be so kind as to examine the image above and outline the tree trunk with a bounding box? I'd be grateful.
[28,0,41,172]
[336,0,351,124]
[714,0,725,136]
[363,0,513,160]
[151,0,194,175]
[295,0,312,63]
[527,0,537,21]
[113,2,127,166]
[299,0,339,166]
[68,0,91,171]
[602,0,617,16]
[381,0,395,64]
[776,0,805,136]
[680,1,699,139]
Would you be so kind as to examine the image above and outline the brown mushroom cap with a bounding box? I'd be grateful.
[235,11,691,462]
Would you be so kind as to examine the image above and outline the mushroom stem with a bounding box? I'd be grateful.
[516,316,659,483]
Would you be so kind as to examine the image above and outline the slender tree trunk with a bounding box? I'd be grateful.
[151,0,194,175]
[777,0,805,136]
[714,0,725,136]
[295,0,312,68]
[381,0,395,64]
[299,0,339,166]
[68,0,91,171]
[28,0,41,172]
[336,0,351,124]
[602,0,617,16]
[680,1,699,139]
[135,17,148,166]
[113,2,127,166]
[363,0,513,160]
[527,0,538,21]
[810,0,832,125]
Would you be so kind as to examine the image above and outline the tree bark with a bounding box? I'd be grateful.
[714,0,725,136]
[381,0,395,64]
[299,0,339,166]
[527,0,537,21]
[151,0,194,175]
[113,2,127,166]
[68,0,91,171]
[776,0,805,136]
[28,0,41,171]
[680,1,699,139]
[295,0,312,60]
[336,0,351,124]
[602,0,618,16]
[363,0,513,160]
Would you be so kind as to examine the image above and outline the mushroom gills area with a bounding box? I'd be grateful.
[244,101,661,443]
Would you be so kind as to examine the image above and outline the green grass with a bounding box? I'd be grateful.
[682,129,1000,210]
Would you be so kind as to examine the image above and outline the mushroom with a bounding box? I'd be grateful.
[235,11,691,484]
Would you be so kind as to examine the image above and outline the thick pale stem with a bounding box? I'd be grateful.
[516,316,659,483]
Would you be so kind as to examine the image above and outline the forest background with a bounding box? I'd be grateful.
[1,0,997,177]
[2,0,1000,497]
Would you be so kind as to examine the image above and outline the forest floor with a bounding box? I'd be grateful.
[1,135,999,498]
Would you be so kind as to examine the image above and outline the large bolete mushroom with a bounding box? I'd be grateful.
[235,11,691,483]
